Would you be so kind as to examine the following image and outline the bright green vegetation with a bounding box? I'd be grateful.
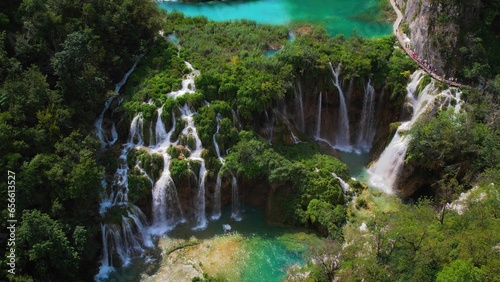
[120,13,417,239]
[224,132,348,239]
[406,82,500,199]
[337,184,500,281]
[1,0,499,281]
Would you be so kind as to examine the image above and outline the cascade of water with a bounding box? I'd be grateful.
[211,170,223,220]
[295,82,305,131]
[96,59,141,148]
[178,104,208,230]
[150,153,185,235]
[290,131,300,144]
[368,70,439,193]
[315,92,322,139]
[264,109,274,144]
[231,175,242,221]
[169,62,200,98]
[329,62,351,151]
[155,107,168,146]
[332,173,350,193]
[129,114,144,146]
[356,78,377,151]
[213,113,224,163]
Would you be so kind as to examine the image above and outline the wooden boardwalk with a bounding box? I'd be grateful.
[389,0,465,88]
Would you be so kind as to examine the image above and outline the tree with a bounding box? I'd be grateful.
[306,239,342,281]
[17,210,79,281]
[436,259,483,282]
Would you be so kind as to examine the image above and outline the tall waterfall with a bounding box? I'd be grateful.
[96,61,211,280]
[212,171,223,220]
[212,114,224,220]
[315,92,322,139]
[213,113,224,163]
[149,111,185,235]
[368,71,462,193]
[356,78,377,151]
[179,104,208,230]
[329,62,351,151]
[96,117,152,281]
[231,175,242,221]
[264,109,275,144]
[295,82,305,131]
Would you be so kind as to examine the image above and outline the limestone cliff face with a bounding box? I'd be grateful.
[395,0,485,79]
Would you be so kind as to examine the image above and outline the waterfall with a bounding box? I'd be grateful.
[150,154,184,235]
[97,60,213,279]
[231,175,242,221]
[155,107,168,146]
[332,173,350,193]
[329,62,351,151]
[211,170,222,220]
[211,114,224,220]
[264,109,274,144]
[179,104,208,230]
[315,92,322,139]
[367,71,463,193]
[295,82,305,131]
[129,114,144,146]
[356,78,377,151]
[213,113,224,163]
[169,62,200,98]
[96,58,141,148]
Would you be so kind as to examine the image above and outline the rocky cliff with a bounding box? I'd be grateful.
[395,0,499,82]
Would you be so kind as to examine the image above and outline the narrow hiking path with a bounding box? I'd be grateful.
[389,0,466,88]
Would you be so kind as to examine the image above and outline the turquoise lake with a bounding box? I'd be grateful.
[158,0,393,37]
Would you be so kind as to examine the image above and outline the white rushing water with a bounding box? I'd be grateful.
[332,172,350,193]
[356,78,377,151]
[329,62,351,151]
[315,91,322,139]
[95,58,141,148]
[368,71,425,193]
[97,60,212,280]
[231,175,242,221]
[295,81,305,132]
[368,70,463,193]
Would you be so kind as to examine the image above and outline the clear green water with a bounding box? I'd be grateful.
[339,151,371,180]
[158,0,392,37]
[168,205,308,281]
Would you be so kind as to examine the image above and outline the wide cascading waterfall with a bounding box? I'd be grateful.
[96,116,152,281]
[231,175,242,221]
[368,71,462,193]
[356,78,377,151]
[329,62,351,151]
[95,58,141,148]
[368,71,425,193]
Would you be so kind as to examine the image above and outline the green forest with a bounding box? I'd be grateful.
[0,0,499,281]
